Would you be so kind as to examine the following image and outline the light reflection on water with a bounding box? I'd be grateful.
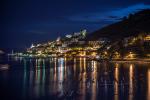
[0,57,150,100]
[129,64,135,100]
[114,63,119,100]
[148,68,150,100]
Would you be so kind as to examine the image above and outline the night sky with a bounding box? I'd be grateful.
[1,0,150,50]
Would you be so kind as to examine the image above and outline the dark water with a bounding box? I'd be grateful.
[0,56,150,100]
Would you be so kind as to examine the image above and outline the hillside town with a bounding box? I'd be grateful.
[14,29,150,61]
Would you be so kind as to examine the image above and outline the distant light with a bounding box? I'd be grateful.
[144,35,150,41]
[56,37,61,42]
[30,43,35,48]
[0,64,9,70]
[66,34,72,38]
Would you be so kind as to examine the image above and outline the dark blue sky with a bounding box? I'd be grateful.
[1,0,150,49]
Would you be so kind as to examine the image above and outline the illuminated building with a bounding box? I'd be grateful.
[144,35,150,41]
[125,52,137,59]
[65,34,72,38]
[30,43,35,48]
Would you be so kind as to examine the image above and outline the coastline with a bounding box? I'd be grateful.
[7,53,150,63]
[110,59,150,63]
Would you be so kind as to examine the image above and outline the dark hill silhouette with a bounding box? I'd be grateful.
[86,9,150,41]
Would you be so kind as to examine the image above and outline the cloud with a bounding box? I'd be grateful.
[68,3,150,23]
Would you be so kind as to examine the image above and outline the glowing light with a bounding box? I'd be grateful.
[0,64,9,70]
[144,35,150,41]
[91,63,97,100]
[83,57,86,73]
[56,37,61,42]
[113,52,121,59]
[30,43,35,48]
[147,68,150,100]
[104,51,108,55]
[58,58,64,81]
[80,57,82,72]
[91,52,97,56]
[125,52,137,59]
[114,63,119,100]
[80,51,86,56]
[129,64,134,100]
[79,58,86,100]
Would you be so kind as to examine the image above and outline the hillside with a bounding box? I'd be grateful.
[86,9,150,41]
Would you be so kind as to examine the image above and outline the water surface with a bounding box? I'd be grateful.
[0,56,150,100]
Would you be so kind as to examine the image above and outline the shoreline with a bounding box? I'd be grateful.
[110,59,150,63]
[7,54,150,63]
